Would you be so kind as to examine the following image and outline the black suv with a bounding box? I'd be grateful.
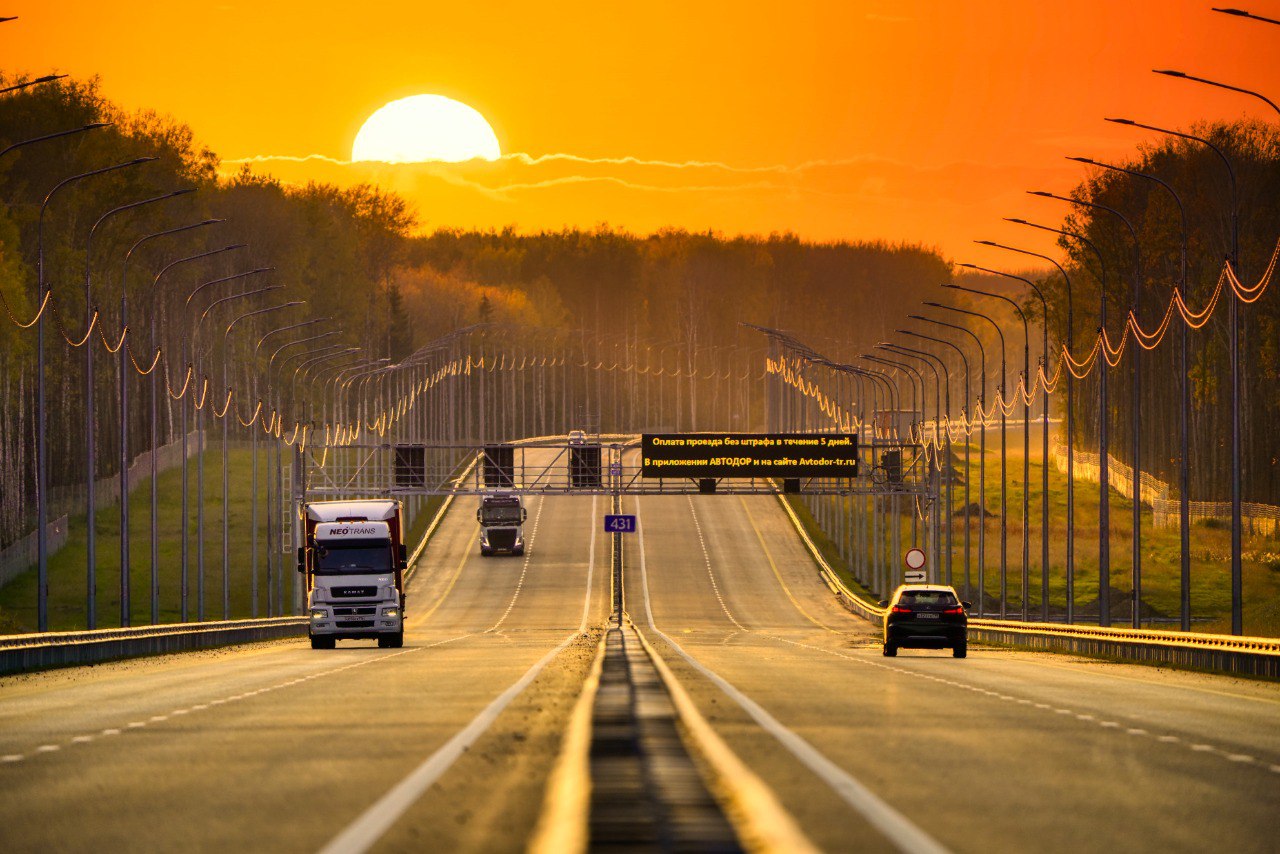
[879,584,970,658]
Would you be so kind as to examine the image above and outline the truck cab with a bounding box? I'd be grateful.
[477,492,526,556]
[301,500,406,649]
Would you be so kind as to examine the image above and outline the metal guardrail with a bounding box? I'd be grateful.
[0,617,307,676]
[774,494,1280,678]
[0,457,478,677]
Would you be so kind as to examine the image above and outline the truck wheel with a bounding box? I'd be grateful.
[512,547,524,557]
[480,547,493,557]
[378,632,404,649]
[310,635,335,650]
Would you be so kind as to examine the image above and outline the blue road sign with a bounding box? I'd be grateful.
[604,514,637,533]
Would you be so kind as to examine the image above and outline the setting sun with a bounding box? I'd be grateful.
[351,94,500,164]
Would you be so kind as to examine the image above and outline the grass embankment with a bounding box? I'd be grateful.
[0,450,445,634]
[796,426,1280,636]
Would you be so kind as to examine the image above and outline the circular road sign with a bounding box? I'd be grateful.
[904,548,927,570]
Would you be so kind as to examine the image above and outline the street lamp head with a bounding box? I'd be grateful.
[974,240,996,247]
[941,283,958,289]
[1027,190,1054,198]
[1004,217,1028,225]
[1105,117,1136,126]
[1213,7,1249,14]
[130,156,159,166]
[907,314,927,321]
[958,263,978,270]
[32,74,68,85]
[1154,69,1187,78]
[1066,156,1097,165]
[202,218,224,226]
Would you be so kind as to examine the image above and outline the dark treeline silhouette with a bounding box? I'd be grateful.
[1043,121,1279,504]
[0,76,950,547]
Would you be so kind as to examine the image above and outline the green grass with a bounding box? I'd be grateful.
[799,427,1280,637]
[0,450,446,634]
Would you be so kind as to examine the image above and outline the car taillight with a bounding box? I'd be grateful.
[943,606,965,615]
[891,605,912,615]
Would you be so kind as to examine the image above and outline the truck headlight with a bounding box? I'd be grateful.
[383,608,400,619]
[310,609,327,620]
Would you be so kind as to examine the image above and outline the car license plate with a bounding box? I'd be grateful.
[917,612,939,619]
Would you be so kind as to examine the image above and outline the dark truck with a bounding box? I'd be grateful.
[477,492,526,556]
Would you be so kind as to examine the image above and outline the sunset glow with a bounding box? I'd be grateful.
[352,94,501,163]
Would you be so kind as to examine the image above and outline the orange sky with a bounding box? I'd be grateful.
[4,1,1278,262]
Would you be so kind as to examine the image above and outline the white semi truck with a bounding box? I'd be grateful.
[300,500,406,649]
[477,492,526,556]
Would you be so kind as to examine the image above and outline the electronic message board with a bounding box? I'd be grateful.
[641,433,858,479]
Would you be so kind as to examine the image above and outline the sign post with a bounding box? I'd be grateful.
[904,547,927,584]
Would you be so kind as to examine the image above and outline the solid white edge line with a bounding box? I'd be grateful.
[317,493,599,854]
[634,496,952,854]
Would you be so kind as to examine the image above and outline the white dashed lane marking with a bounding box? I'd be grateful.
[761,633,1277,776]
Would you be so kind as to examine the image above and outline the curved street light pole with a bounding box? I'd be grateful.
[183,280,278,619]
[928,300,1009,617]
[1106,116,1244,635]
[901,329,971,595]
[1067,156,1194,630]
[0,122,108,162]
[947,283,1032,620]
[962,263,1052,621]
[1005,217,1113,623]
[34,155,156,631]
[118,218,223,625]
[82,188,196,627]
[862,353,927,564]
[884,343,950,583]
[976,238,1079,622]
[910,315,986,613]
[222,302,302,619]
[1031,188,1143,627]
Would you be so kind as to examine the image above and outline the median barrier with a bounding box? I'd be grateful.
[0,617,307,676]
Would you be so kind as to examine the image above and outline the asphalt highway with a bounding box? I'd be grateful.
[0,482,1276,853]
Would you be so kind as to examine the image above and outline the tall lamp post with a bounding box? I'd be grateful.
[197,287,288,619]
[946,282,1032,619]
[901,329,971,596]
[1032,187,1143,627]
[961,263,1052,620]
[928,301,1008,617]
[1005,216,1111,624]
[1066,156,1193,630]
[82,187,195,627]
[34,155,155,630]
[975,239,1077,622]
[882,343,949,581]
[149,245,245,620]
[220,301,302,618]
[909,318,986,605]
[1107,114,1245,635]
[117,217,222,625]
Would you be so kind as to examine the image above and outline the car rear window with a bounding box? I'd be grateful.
[899,591,958,607]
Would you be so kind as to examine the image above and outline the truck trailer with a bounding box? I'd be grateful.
[300,499,406,649]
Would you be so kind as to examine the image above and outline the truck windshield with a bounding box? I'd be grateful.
[481,506,522,525]
[315,539,392,574]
